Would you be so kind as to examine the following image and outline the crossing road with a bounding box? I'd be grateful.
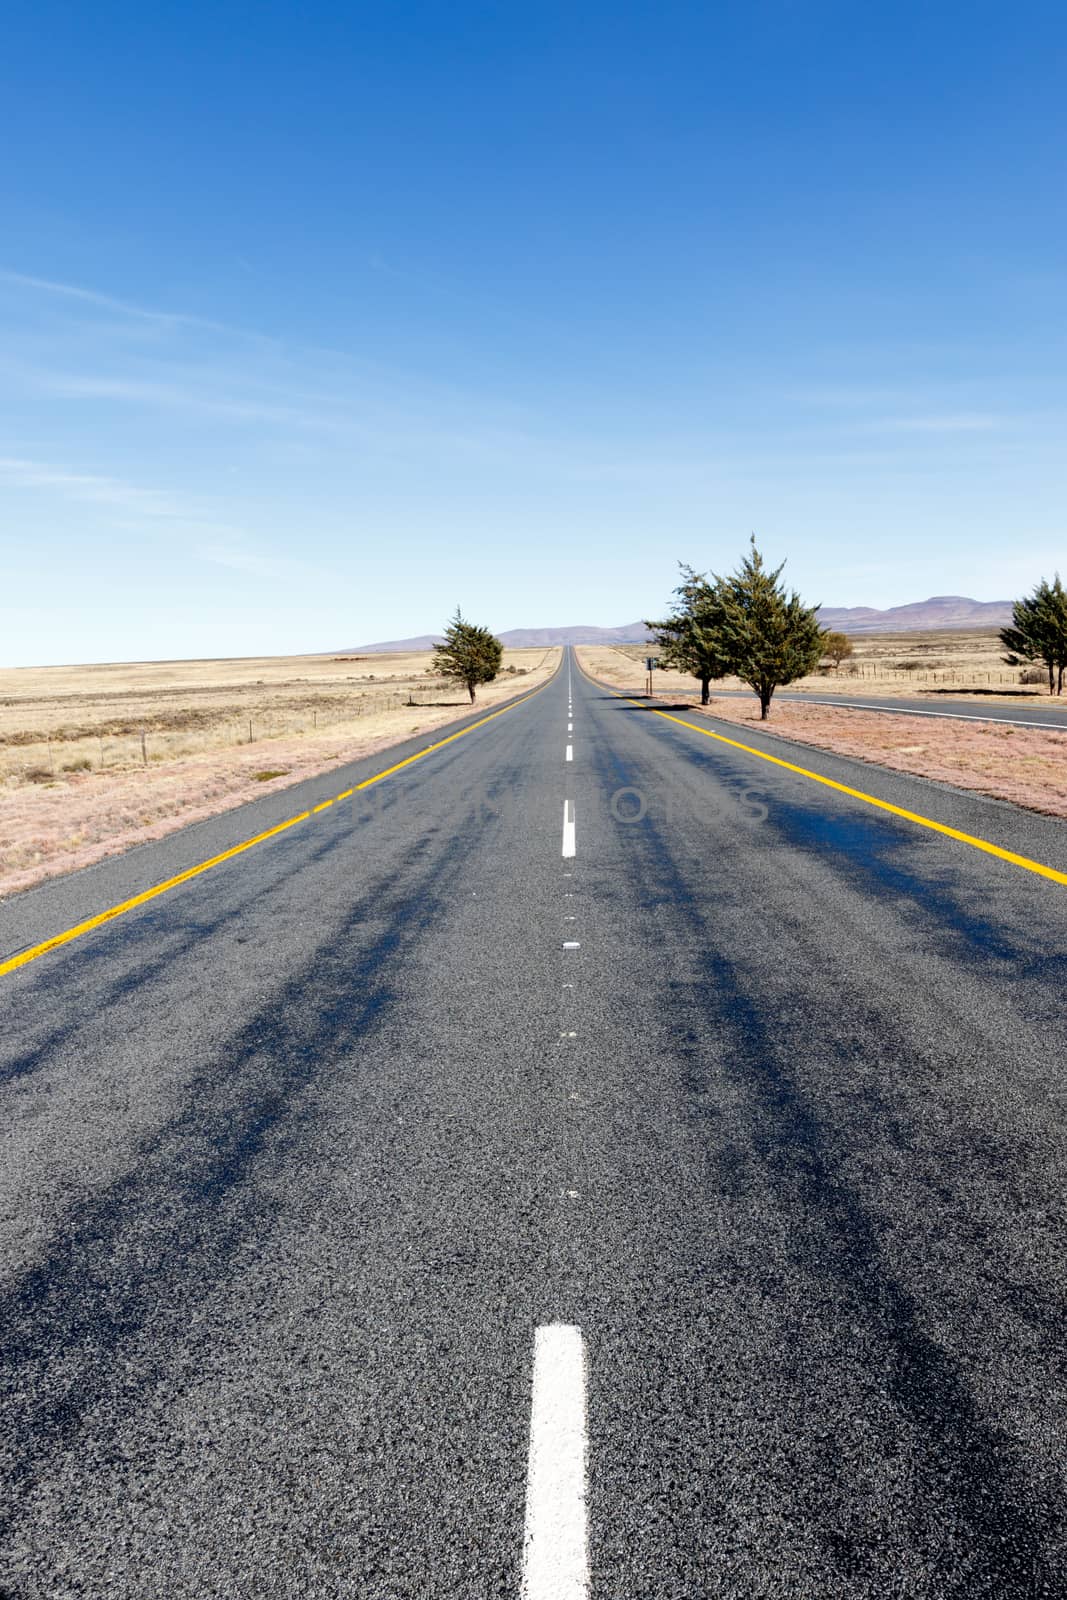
[678,683,1067,730]
[2,649,1066,1597]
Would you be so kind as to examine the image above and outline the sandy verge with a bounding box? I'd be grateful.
[575,648,1067,821]
[0,656,559,900]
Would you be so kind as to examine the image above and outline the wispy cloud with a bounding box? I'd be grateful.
[0,269,236,336]
[15,359,592,467]
[0,454,300,578]
[31,369,343,431]
[0,454,187,517]
[787,384,923,409]
[195,544,296,578]
[861,412,1004,434]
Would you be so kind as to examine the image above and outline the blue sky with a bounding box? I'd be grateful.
[2,0,1066,664]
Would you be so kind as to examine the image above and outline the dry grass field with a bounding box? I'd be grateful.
[597,629,1050,699]
[576,642,1067,820]
[0,648,558,898]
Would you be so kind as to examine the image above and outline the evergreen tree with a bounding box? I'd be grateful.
[714,536,823,719]
[645,564,731,704]
[1000,576,1067,695]
[432,609,504,703]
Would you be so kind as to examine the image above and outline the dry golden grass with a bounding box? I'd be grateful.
[0,647,554,780]
[576,645,1067,820]
[598,629,1051,700]
[0,648,558,898]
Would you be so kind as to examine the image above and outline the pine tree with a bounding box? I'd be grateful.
[432,609,504,703]
[714,536,823,719]
[645,564,731,704]
[1000,576,1067,696]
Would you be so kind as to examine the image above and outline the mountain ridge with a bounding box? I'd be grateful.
[342,595,1012,652]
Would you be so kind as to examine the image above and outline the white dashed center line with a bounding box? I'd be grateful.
[562,800,576,858]
[566,744,573,761]
[521,1324,589,1600]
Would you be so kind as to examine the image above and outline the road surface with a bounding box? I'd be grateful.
[2,649,1066,1598]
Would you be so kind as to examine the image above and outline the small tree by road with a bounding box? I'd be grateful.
[821,630,854,671]
[433,610,504,703]
[1000,576,1067,695]
[645,564,732,704]
[714,536,824,718]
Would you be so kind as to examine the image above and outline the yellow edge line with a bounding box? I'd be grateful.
[574,649,1067,886]
[629,698,1067,885]
[1,675,555,978]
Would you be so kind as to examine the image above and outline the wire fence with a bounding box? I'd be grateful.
[0,684,505,785]
[840,667,1031,683]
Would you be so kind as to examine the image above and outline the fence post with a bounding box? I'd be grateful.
[141,729,148,766]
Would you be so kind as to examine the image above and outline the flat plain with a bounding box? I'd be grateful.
[606,627,1050,698]
[0,647,558,898]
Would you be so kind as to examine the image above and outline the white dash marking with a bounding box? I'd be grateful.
[563,941,580,949]
[562,800,576,858]
[567,722,573,732]
[566,744,573,761]
[522,1324,589,1600]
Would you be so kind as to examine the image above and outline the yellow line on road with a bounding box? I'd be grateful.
[624,695,1067,887]
[1,680,552,979]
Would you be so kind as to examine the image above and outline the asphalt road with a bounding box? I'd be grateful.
[2,650,1066,1598]
[677,683,1067,729]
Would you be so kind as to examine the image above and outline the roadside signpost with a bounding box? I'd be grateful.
[645,656,659,696]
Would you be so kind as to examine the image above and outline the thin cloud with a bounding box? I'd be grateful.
[34,370,342,430]
[196,544,297,579]
[0,454,185,516]
[20,362,581,466]
[863,413,1004,434]
[0,269,234,336]
[2,267,567,466]
[0,454,301,577]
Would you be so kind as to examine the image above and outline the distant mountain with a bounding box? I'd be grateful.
[341,596,1012,652]
[340,621,656,652]
[815,595,1013,633]
[338,633,445,653]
